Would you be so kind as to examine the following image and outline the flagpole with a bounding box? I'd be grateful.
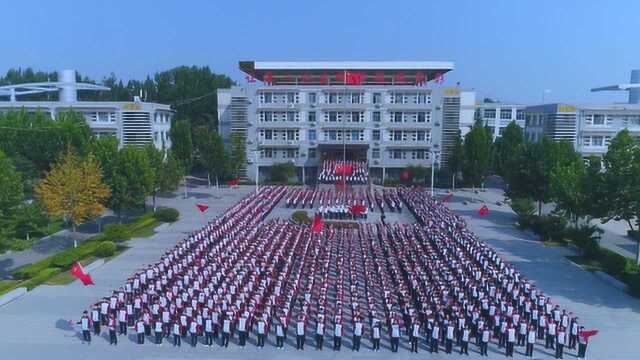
[343,69,346,194]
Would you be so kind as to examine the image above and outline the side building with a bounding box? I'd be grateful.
[217,61,475,183]
[475,102,526,140]
[0,69,173,149]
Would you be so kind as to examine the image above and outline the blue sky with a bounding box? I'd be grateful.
[1,0,638,104]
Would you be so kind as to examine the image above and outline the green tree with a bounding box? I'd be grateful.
[199,129,228,187]
[448,130,464,190]
[169,119,193,172]
[506,137,581,215]
[600,129,640,263]
[550,155,602,227]
[406,165,428,185]
[0,150,24,217]
[229,133,247,178]
[158,151,183,194]
[493,121,524,177]
[8,201,49,240]
[109,146,155,216]
[462,120,492,189]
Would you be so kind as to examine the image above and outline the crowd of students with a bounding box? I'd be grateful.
[285,187,402,214]
[318,160,369,184]
[78,185,592,359]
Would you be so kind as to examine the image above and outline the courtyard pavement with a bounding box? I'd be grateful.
[0,185,637,359]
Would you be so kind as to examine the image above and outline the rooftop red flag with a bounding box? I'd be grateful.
[442,193,453,202]
[394,72,406,84]
[263,71,273,85]
[301,72,312,84]
[71,261,94,286]
[226,178,240,187]
[319,74,329,85]
[478,204,489,216]
[196,203,209,213]
[311,213,323,233]
[335,71,345,84]
[346,71,365,85]
[374,71,385,84]
[415,71,426,86]
[349,204,367,215]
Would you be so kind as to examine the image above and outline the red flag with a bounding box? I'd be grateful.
[263,71,273,85]
[433,72,444,84]
[415,71,426,86]
[478,205,489,216]
[394,72,406,84]
[374,71,385,84]
[71,262,94,286]
[349,204,367,215]
[311,213,323,233]
[442,193,453,202]
[319,74,329,85]
[346,71,365,85]
[226,178,240,187]
[335,71,345,84]
[302,72,312,84]
[579,329,598,338]
[400,169,410,181]
[335,179,346,191]
[335,164,353,176]
[196,203,209,213]
[245,74,256,83]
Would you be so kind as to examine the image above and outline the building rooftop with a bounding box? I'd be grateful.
[239,61,454,86]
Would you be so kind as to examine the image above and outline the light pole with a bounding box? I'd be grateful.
[252,148,260,194]
[430,150,440,197]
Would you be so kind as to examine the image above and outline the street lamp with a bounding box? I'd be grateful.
[430,150,440,197]
[250,148,260,194]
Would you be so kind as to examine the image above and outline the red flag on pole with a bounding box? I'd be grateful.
[226,178,239,187]
[400,169,410,181]
[349,204,367,215]
[478,205,489,216]
[415,71,426,86]
[579,329,599,338]
[374,71,385,84]
[71,262,94,286]
[335,164,353,176]
[263,71,273,85]
[346,71,365,85]
[196,203,209,213]
[311,213,323,233]
[442,193,453,203]
[319,73,329,85]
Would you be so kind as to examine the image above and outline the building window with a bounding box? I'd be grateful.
[372,148,380,159]
[516,109,524,120]
[287,93,295,103]
[483,109,496,119]
[372,130,380,141]
[500,109,512,119]
[264,93,272,103]
[328,93,338,104]
[263,148,273,158]
[393,131,402,141]
[417,112,425,123]
[392,149,403,159]
[328,112,337,122]
[351,93,361,104]
[417,131,425,141]
[286,149,298,158]
[393,112,402,123]
[308,111,316,122]
[592,136,604,146]
[373,111,381,122]
[264,112,273,122]
[287,112,296,122]
[308,129,316,141]
[308,148,316,158]
[593,114,605,125]
[308,93,316,104]
[373,93,382,104]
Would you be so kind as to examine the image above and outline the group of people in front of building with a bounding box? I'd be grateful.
[77,185,593,359]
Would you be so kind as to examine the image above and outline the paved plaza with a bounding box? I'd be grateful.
[0,185,638,359]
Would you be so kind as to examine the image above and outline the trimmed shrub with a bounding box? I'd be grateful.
[292,211,311,225]
[153,207,179,223]
[103,223,131,242]
[22,268,61,290]
[383,178,400,187]
[50,248,81,268]
[511,198,536,229]
[13,258,53,280]
[601,250,628,276]
[530,215,567,242]
[94,241,117,258]
[580,238,601,260]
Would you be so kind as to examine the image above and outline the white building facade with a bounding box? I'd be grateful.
[475,102,526,140]
[0,69,173,149]
[217,61,475,183]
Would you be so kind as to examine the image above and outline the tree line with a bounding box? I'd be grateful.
[454,119,640,265]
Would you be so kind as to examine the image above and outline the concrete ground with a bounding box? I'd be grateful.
[0,185,637,359]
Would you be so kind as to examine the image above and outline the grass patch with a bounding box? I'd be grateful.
[0,280,20,294]
[45,244,128,286]
[566,255,603,272]
[128,213,161,238]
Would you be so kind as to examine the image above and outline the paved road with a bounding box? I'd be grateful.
[0,185,637,359]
